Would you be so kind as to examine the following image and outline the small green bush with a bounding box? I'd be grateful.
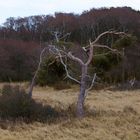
[94,55,111,71]
[113,35,137,49]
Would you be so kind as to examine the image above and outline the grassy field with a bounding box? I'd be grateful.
[0,84,140,140]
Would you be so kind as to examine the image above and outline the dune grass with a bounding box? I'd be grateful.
[0,84,140,140]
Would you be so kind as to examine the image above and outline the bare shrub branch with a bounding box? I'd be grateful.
[68,52,84,65]
[59,53,81,84]
[86,73,97,92]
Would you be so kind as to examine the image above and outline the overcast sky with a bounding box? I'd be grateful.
[0,0,140,25]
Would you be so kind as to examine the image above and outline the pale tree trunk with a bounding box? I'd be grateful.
[28,47,47,98]
[28,71,37,98]
[77,64,87,117]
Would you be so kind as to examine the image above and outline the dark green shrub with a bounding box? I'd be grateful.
[94,55,111,71]
[1,84,20,96]
[93,53,120,76]
[113,35,137,49]
[37,57,66,86]
[1,84,13,95]
[0,87,31,118]
[0,84,60,121]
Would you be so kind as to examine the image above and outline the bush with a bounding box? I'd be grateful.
[1,84,20,96]
[0,85,31,119]
[0,84,60,122]
[0,85,95,123]
[37,57,66,86]
[94,55,111,71]
[0,40,40,82]
[113,35,137,49]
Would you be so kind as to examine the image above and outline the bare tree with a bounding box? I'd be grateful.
[28,30,126,117]
[49,31,126,117]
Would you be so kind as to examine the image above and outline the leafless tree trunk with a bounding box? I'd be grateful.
[28,47,48,98]
[67,31,126,117]
[77,64,87,117]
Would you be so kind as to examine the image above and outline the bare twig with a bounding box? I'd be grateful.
[59,33,71,41]
[59,53,81,84]
[86,73,97,92]
[93,51,112,57]
[91,31,126,45]
[93,44,122,55]
[84,73,97,98]
[84,31,126,50]
[49,44,81,84]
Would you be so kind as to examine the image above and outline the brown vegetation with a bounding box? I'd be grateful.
[0,84,140,140]
[0,6,140,139]
[0,7,140,84]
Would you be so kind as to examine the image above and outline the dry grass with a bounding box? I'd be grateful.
[0,84,140,140]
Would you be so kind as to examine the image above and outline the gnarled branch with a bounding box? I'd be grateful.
[93,44,122,55]
[84,73,97,98]
[59,53,81,84]
[68,52,84,65]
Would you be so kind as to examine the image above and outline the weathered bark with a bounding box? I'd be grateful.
[28,70,38,98]
[77,64,87,117]
[28,47,47,98]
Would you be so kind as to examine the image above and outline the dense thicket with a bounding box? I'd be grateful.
[0,40,40,81]
[0,7,140,84]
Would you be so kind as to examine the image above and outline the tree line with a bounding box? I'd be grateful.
[0,7,140,85]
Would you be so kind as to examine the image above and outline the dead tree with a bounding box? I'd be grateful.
[49,31,126,117]
[28,31,126,117]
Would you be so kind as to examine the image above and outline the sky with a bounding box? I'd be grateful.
[0,0,140,25]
